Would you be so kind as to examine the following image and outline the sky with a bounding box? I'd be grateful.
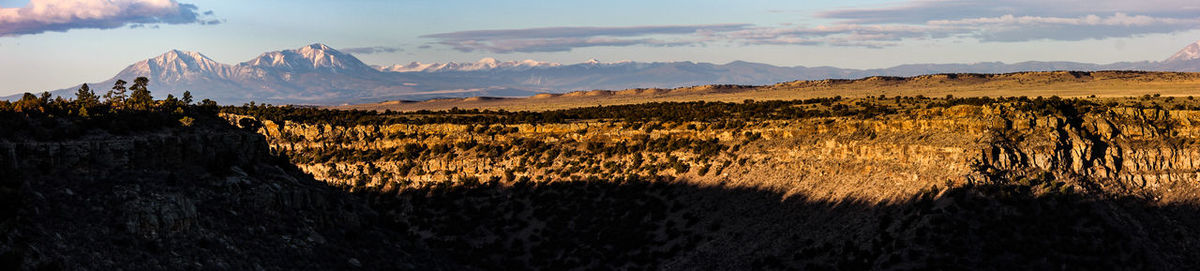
[2,0,1200,96]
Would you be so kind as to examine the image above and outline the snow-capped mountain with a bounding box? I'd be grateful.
[1166,41,1200,63]
[243,43,375,73]
[10,41,1200,105]
[376,58,560,72]
[45,44,399,104]
[116,50,234,81]
[374,58,646,73]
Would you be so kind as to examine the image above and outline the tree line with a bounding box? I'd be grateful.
[0,77,218,140]
[225,95,1147,130]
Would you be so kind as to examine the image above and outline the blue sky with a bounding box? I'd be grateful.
[2,0,1200,96]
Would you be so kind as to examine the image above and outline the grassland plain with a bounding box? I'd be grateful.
[333,71,1200,112]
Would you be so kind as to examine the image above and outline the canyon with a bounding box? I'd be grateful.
[4,87,1200,269]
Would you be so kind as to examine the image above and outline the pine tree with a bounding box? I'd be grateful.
[128,77,153,110]
[74,83,100,107]
[105,79,128,108]
[38,92,51,105]
[14,93,43,112]
[182,91,194,105]
[163,94,183,112]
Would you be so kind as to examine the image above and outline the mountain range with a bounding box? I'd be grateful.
[8,41,1200,105]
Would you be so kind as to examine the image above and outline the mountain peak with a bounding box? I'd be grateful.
[242,43,372,72]
[298,43,341,56]
[304,43,332,50]
[1165,40,1200,63]
[107,49,234,84]
[147,49,223,71]
[154,49,212,62]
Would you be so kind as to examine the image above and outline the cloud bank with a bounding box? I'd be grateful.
[811,0,1200,43]
[0,0,217,37]
[422,0,1200,52]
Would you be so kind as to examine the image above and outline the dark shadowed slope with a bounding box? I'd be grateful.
[5,114,1200,270]
[0,113,455,270]
[6,96,1200,269]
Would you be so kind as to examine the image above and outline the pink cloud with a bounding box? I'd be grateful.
[0,0,216,37]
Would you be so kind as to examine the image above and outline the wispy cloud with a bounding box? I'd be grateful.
[812,0,1200,42]
[724,24,944,48]
[928,13,1200,41]
[341,46,403,55]
[724,12,1200,46]
[422,24,751,53]
[0,0,218,37]
[422,0,1200,52]
[819,0,1200,24]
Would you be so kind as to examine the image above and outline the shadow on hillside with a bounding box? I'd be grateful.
[3,116,1200,270]
[357,176,1200,270]
[0,117,456,270]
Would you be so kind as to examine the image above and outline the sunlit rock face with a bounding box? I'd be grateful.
[6,97,1200,269]
[224,99,1200,269]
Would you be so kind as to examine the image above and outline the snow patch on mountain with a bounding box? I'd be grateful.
[1166,41,1200,63]
[242,43,374,73]
[375,57,649,72]
[116,50,234,81]
[377,58,561,72]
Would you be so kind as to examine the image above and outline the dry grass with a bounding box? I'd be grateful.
[331,71,1200,112]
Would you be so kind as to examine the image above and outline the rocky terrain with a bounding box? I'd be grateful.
[6,91,1200,269]
[230,95,1200,269]
[267,96,1200,202]
[0,113,453,270]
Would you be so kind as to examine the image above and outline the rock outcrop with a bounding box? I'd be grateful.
[0,122,451,270]
[971,106,1200,201]
[224,98,1200,269]
[8,97,1200,269]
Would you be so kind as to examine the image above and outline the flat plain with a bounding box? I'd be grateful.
[333,71,1200,112]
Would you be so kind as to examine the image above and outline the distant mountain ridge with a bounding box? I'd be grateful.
[8,41,1200,105]
[376,58,561,73]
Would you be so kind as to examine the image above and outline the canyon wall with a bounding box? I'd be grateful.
[0,123,447,270]
[221,99,1200,269]
[237,103,1200,203]
[6,97,1200,269]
